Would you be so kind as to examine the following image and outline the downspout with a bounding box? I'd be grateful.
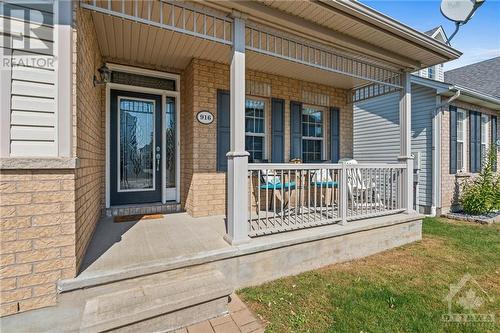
[431,89,461,216]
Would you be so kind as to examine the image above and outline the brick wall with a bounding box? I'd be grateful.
[440,98,499,213]
[181,59,352,217]
[0,5,106,317]
[0,170,77,316]
[180,59,229,217]
[73,7,105,270]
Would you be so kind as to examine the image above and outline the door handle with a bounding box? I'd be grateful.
[156,153,161,171]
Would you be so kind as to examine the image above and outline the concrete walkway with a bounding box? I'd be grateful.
[178,294,265,333]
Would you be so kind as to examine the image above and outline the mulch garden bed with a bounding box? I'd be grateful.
[443,211,500,224]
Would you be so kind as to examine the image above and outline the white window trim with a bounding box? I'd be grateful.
[245,96,268,161]
[302,104,327,161]
[457,108,467,172]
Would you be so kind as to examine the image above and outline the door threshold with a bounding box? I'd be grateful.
[105,202,182,217]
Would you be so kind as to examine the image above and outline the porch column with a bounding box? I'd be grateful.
[224,15,250,245]
[398,72,414,213]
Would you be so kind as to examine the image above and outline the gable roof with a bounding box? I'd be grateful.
[424,26,448,44]
[425,26,440,36]
[444,57,500,98]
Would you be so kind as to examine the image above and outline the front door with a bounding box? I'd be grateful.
[110,90,162,205]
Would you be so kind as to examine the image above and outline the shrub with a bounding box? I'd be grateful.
[460,146,500,215]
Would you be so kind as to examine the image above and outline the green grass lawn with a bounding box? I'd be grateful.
[238,218,500,333]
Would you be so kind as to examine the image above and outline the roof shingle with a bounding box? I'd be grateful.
[444,57,500,98]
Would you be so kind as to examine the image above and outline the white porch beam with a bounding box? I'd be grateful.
[398,72,414,213]
[224,15,250,245]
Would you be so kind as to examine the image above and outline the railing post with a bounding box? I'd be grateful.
[339,163,348,225]
[224,14,250,245]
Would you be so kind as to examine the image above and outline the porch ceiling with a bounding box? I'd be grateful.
[247,51,364,89]
[91,12,231,70]
[91,10,368,89]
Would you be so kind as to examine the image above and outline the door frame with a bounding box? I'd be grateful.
[105,63,180,208]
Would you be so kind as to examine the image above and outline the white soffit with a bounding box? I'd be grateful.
[91,11,231,69]
[90,11,368,89]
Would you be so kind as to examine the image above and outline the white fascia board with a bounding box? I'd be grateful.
[318,0,462,60]
[410,75,451,94]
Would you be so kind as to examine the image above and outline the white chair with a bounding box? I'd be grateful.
[340,159,382,210]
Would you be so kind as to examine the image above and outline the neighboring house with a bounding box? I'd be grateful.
[354,45,499,214]
[0,1,460,330]
[414,26,447,82]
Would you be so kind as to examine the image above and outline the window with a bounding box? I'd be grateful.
[457,109,466,171]
[302,106,324,162]
[481,114,489,161]
[428,66,435,79]
[245,99,265,161]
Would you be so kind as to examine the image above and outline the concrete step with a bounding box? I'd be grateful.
[78,268,232,332]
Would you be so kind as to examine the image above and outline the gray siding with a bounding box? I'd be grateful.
[353,92,400,162]
[411,85,434,208]
[354,83,436,210]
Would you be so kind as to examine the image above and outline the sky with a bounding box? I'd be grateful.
[359,0,500,71]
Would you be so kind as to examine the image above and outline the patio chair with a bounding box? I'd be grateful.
[258,170,296,211]
[341,159,382,210]
[310,168,338,206]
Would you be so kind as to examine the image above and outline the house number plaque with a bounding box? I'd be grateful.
[197,111,214,125]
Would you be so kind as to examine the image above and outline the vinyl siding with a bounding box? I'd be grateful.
[354,83,435,209]
[1,1,57,156]
[353,92,400,162]
[411,85,434,208]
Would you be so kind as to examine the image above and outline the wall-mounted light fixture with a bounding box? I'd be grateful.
[93,64,111,86]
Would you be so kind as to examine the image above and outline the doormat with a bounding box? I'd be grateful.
[114,214,164,223]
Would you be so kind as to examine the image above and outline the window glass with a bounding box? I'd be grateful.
[457,110,466,171]
[165,97,176,188]
[302,106,324,162]
[245,99,265,161]
[428,66,435,79]
[481,114,489,161]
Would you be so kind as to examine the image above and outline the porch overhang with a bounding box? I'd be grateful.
[79,0,418,92]
[206,0,462,70]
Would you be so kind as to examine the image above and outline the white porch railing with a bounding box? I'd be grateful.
[247,163,406,237]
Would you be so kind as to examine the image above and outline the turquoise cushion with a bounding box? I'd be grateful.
[259,181,296,190]
[311,181,338,188]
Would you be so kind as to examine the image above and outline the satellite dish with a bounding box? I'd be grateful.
[441,0,476,22]
[440,0,485,44]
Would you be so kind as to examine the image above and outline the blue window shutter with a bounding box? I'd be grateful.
[449,106,457,174]
[217,90,230,172]
[290,101,302,160]
[491,115,497,171]
[330,107,340,162]
[469,111,475,172]
[469,111,481,173]
[271,98,285,163]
